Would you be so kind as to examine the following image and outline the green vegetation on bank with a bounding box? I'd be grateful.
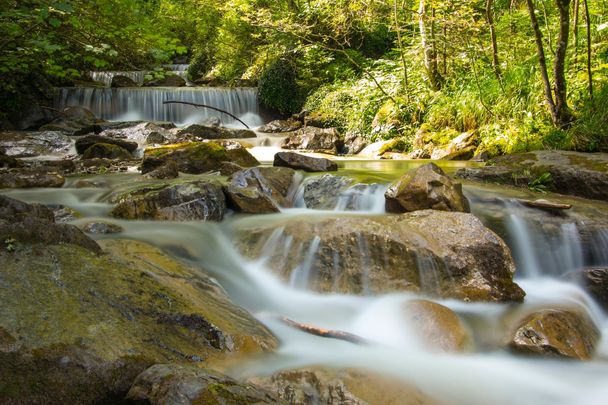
[1,0,607,154]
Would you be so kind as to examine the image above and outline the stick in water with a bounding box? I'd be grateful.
[279,316,368,345]
[162,100,251,129]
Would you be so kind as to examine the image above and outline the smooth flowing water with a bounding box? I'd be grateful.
[3,159,608,405]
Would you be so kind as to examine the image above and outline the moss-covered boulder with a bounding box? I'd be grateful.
[385,163,470,213]
[127,364,282,404]
[0,238,277,403]
[82,143,133,160]
[111,75,138,88]
[111,179,227,221]
[141,141,259,175]
[236,210,525,302]
[75,134,138,155]
[508,309,599,360]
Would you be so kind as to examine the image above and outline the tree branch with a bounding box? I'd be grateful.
[279,316,368,345]
[162,101,250,129]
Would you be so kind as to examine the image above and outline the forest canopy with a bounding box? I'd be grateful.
[1,0,607,154]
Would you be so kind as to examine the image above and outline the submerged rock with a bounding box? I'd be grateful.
[282,126,343,155]
[111,179,227,221]
[385,162,470,213]
[0,238,276,404]
[141,141,259,175]
[274,151,338,172]
[81,221,124,234]
[236,210,525,302]
[508,309,599,360]
[127,364,281,404]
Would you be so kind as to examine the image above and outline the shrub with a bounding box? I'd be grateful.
[187,48,214,82]
[258,58,302,115]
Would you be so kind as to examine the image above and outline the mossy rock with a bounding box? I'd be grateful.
[0,239,277,403]
[82,142,133,160]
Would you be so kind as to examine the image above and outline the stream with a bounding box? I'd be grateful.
[7,82,608,404]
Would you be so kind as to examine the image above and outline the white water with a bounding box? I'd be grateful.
[55,87,262,127]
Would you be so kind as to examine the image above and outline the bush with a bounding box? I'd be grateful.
[187,48,214,82]
[258,58,302,115]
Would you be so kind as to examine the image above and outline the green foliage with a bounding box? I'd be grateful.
[567,85,608,152]
[187,47,214,82]
[528,172,553,193]
[258,58,302,115]
[4,237,16,253]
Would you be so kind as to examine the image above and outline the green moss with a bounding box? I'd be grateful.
[145,142,228,161]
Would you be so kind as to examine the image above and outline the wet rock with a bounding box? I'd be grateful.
[201,116,221,127]
[258,118,302,133]
[456,150,608,201]
[218,161,244,176]
[250,368,437,405]
[342,132,368,155]
[73,179,109,188]
[229,167,297,207]
[403,299,471,352]
[75,134,138,155]
[274,151,338,172]
[40,106,99,135]
[82,221,124,234]
[101,122,173,145]
[0,195,100,253]
[0,168,65,188]
[143,161,179,179]
[143,74,186,87]
[282,126,343,155]
[236,210,525,302]
[568,267,608,312]
[509,309,599,360]
[111,179,227,221]
[111,74,138,87]
[0,238,276,404]
[0,130,74,158]
[385,163,470,213]
[141,141,259,175]
[82,143,133,160]
[52,205,81,223]
[175,124,256,140]
[430,131,478,160]
[224,184,280,214]
[145,131,167,145]
[127,364,281,404]
[301,174,354,209]
[0,150,20,168]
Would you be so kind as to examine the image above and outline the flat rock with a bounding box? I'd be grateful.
[274,151,337,172]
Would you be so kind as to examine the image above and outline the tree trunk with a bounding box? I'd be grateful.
[486,0,501,78]
[393,0,409,99]
[572,0,580,64]
[554,0,573,126]
[583,0,593,99]
[418,0,442,90]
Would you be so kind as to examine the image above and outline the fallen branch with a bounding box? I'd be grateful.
[162,100,250,129]
[279,316,368,345]
[518,198,572,211]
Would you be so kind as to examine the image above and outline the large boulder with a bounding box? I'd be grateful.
[111,180,227,221]
[236,210,525,302]
[0,237,276,404]
[40,106,100,135]
[175,124,256,140]
[282,126,343,155]
[342,132,369,155]
[228,167,298,208]
[300,174,353,209]
[258,118,302,133]
[143,74,186,87]
[127,364,281,404]
[430,131,478,160]
[456,150,608,201]
[75,134,138,155]
[111,74,138,88]
[274,151,337,172]
[223,184,281,214]
[0,131,73,158]
[141,141,259,175]
[508,309,599,360]
[385,163,470,213]
[100,122,174,145]
[0,168,65,188]
[82,143,133,160]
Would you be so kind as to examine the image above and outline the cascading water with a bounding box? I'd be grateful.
[55,86,262,126]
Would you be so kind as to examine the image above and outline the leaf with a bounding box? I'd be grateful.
[48,18,62,28]
[52,2,74,13]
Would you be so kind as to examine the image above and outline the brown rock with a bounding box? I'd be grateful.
[75,134,138,154]
[223,184,280,214]
[229,167,297,207]
[282,126,343,155]
[0,168,65,188]
[274,151,338,172]
[258,118,302,133]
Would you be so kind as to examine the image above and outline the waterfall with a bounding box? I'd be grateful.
[55,87,262,126]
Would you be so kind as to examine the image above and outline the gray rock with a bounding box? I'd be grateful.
[274,151,337,172]
[302,174,354,209]
[0,168,65,188]
[258,118,302,133]
[229,167,297,207]
[282,126,343,155]
[0,131,73,158]
[82,221,124,234]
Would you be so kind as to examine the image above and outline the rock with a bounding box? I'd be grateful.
[342,132,368,155]
[145,131,167,145]
[385,163,470,213]
[0,150,20,168]
[282,126,343,155]
[81,221,124,234]
[456,150,608,201]
[430,131,478,160]
[218,161,244,176]
[101,122,173,145]
[127,364,281,404]
[229,167,297,208]
[403,299,471,352]
[175,124,256,140]
[0,238,276,404]
[508,309,599,360]
[301,174,354,209]
[567,267,608,312]
[250,368,437,405]
[73,179,108,188]
[143,74,187,87]
[82,143,133,159]
[0,131,74,158]
[258,118,302,133]
[110,74,138,87]
[201,116,221,127]
[52,205,80,222]
[143,161,179,179]
[0,195,100,253]
[236,210,525,302]
[40,106,99,136]
[75,134,138,155]
[111,179,227,221]
[223,184,280,214]
[0,168,65,188]
[141,141,259,175]
[274,151,337,173]
[357,140,392,158]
